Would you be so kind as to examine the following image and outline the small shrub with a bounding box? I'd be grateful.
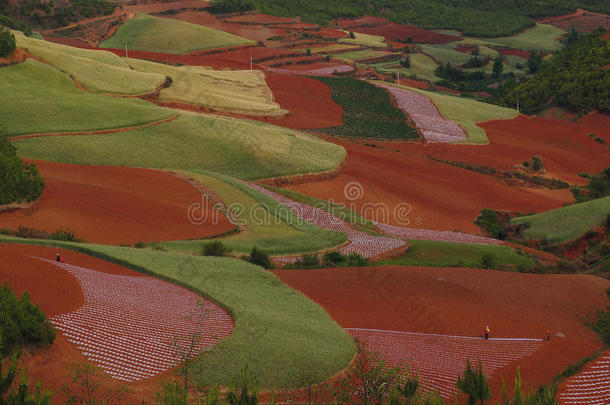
[15,226,48,239]
[532,155,544,172]
[592,307,610,344]
[134,241,147,249]
[295,254,319,269]
[0,25,16,58]
[349,31,355,39]
[247,247,272,269]
[474,209,506,239]
[49,227,82,242]
[480,253,496,269]
[202,240,232,257]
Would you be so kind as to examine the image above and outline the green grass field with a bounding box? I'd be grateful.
[126,58,286,116]
[312,77,418,139]
[0,237,355,389]
[511,197,610,245]
[459,24,565,52]
[371,53,440,83]
[16,33,165,95]
[0,60,174,137]
[159,171,347,256]
[339,31,387,48]
[101,13,255,54]
[377,81,519,144]
[296,44,359,54]
[13,112,346,180]
[378,240,536,270]
[335,49,394,61]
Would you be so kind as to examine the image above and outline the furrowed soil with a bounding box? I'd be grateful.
[0,244,170,405]
[0,161,233,245]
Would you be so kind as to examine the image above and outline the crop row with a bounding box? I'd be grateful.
[559,351,610,405]
[375,222,502,245]
[348,328,543,399]
[42,258,233,382]
[374,83,467,143]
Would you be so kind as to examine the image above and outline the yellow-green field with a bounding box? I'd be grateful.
[0,60,174,136]
[101,13,256,54]
[339,31,387,48]
[127,58,286,116]
[459,24,566,52]
[16,33,165,95]
[371,53,440,82]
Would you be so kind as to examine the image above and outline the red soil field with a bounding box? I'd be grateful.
[44,36,91,48]
[123,0,209,14]
[434,85,461,95]
[352,21,460,44]
[0,244,170,404]
[538,9,610,33]
[603,33,610,41]
[422,115,610,185]
[222,13,294,25]
[285,139,575,233]
[397,78,430,89]
[456,45,477,54]
[498,48,531,59]
[274,266,609,400]
[0,161,233,245]
[335,16,389,29]
[165,10,286,44]
[264,72,343,129]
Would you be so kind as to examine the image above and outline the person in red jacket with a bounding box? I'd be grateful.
[484,325,490,340]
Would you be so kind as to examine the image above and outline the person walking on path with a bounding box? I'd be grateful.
[56,253,61,262]
[484,325,490,340]
[546,329,551,341]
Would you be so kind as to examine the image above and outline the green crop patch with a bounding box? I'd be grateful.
[313,77,418,139]
[101,13,255,54]
[14,112,346,180]
[0,60,174,137]
[511,196,610,245]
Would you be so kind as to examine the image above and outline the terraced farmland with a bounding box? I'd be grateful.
[17,33,165,95]
[0,60,174,137]
[126,58,286,116]
[101,13,256,54]
[459,24,566,52]
[559,350,610,405]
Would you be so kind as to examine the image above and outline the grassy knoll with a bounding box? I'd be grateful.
[377,81,519,144]
[312,77,418,139]
[266,186,377,233]
[126,58,285,116]
[339,31,386,48]
[0,60,174,137]
[511,197,610,245]
[335,49,394,61]
[159,171,347,256]
[460,24,566,52]
[101,13,255,54]
[16,33,165,95]
[371,53,440,83]
[0,237,355,389]
[14,112,346,180]
[378,240,536,270]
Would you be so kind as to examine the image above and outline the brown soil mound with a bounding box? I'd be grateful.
[274,265,609,399]
[0,244,173,404]
[286,138,573,233]
[0,161,233,245]
[263,72,343,129]
[422,115,610,185]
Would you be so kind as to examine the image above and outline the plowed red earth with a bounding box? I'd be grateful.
[0,244,173,404]
[165,10,286,44]
[222,13,294,25]
[0,160,232,245]
[285,139,573,233]
[263,72,343,129]
[274,266,609,400]
[346,18,460,43]
[123,1,209,13]
[335,16,392,29]
[559,349,610,405]
[421,114,610,185]
[498,48,531,59]
[538,10,610,33]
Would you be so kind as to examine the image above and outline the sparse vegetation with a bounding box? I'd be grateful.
[202,240,233,257]
[0,283,55,356]
[0,24,15,57]
[0,138,44,205]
